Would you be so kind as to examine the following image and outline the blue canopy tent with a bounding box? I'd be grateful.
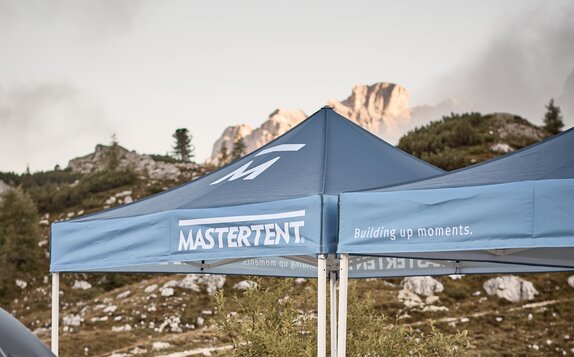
[336,128,574,356]
[49,107,444,356]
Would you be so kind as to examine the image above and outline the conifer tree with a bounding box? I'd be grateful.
[172,128,195,162]
[107,133,120,170]
[231,135,246,162]
[0,189,44,303]
[218,143,230,167]
[543,99,564,135]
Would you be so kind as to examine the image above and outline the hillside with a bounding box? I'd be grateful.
[0,114,573,356]
[398,112,549,170]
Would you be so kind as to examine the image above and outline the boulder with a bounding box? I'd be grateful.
[401,276,444,296]
[72,280,92,290]
[483,275,538,302]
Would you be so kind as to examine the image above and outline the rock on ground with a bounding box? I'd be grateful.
[568,275,574,288]
[483,275,538,303]
[398,289,423,308]
[152,342,171,351]
[162,275,226,295]
[401,276,444,296]
[63,314,82,327]
[233,280,258,291]
[72,280,92,290]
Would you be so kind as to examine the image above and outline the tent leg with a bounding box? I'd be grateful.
[337,254,349,357]
[318,254,327,357]
[330,270,337,357]
[51,272,59,356]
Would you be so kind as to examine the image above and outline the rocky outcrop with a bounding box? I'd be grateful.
[327,82,411,142]
[483,275,538,303]
[493,113,547,142]
[209,109,306,165]
[67,144,197,181]
[210,124,254,164]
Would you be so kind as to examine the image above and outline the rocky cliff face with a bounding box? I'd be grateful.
[326,82,411,141]
[208,82,479,164]
[68,144,197,181]
[210,109,307,165]
[209,82,418,163]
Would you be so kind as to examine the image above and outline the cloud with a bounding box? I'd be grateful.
[0,0,143,42]
[75,0,144,41]
[425,1,574,124]
[0,81,112,173]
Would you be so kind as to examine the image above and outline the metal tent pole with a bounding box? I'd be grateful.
[51,272,59,356]
[337,254,349,357]
[318,254,327,357]
[330,270,337,357]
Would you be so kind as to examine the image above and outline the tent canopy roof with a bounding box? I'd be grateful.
[75,107,442,222]
[51,107,443,275]
[339,127,574,271]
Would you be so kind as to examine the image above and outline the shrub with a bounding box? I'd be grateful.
[214,278,315,356]
[214,279,471,356]
[27,168,137,213]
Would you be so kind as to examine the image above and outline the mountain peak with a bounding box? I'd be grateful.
[327,82,411,141]
[209,82,413,163]
[209,109,307,165]
[207,82,479,164]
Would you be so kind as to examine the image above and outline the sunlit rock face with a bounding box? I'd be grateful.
[209,82,414,164]
[327,82,411,143]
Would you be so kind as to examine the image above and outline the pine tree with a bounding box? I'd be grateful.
[172,128,195,162]
[107,133,120,170]
[218,143,230,167]
[543,99,564,135]
[0,189,44,303]
[231,135,246,162]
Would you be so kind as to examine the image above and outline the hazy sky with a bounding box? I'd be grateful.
[1,0,573,173]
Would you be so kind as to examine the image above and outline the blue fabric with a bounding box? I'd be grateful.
[340,179,574,255]
[52,196,322,272]
[339,128,574,270]
[51,108,443,274]
[345,256,569,278]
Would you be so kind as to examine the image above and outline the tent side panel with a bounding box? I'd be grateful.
[346,256,572,278]
[51,211,172,272]
[339,179,574,256]
[534,179,574,240]
[51,196,322,273]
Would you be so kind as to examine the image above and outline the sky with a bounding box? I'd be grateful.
[1,0,573,173]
